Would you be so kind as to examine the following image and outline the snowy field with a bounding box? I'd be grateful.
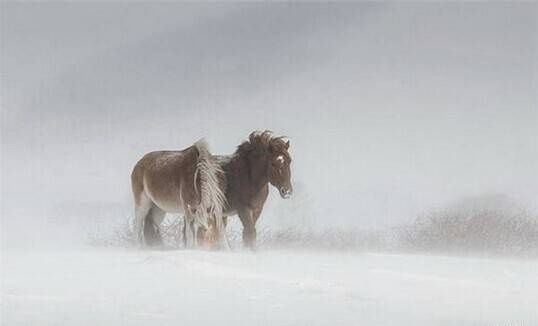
[2,248,537,326]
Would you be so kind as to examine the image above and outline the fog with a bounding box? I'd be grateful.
[3,3,536,241]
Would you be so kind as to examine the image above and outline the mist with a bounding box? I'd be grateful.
[3,2,537,232]
[1,3,537,325]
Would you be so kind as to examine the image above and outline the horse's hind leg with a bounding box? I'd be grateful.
[134,193,152,246]
[144,206,166,247]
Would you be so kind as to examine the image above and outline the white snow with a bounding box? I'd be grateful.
[2,248,537,326]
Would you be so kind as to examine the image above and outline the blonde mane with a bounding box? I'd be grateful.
[193,139,227,240]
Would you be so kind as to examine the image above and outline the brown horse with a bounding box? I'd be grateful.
[213,130,293,249]
[131,140,227,249]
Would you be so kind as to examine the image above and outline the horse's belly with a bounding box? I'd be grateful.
[143,179,186,214]
[151,196,186,214]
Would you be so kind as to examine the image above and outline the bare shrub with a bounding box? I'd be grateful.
[398,194,538,256]
[256,227,388,251]
[87,217,138,248]
[88,215,185,248]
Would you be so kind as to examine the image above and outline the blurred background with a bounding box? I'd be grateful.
[1,3,537,249]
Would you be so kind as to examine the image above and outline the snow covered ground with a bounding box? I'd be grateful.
[2,248,537,326]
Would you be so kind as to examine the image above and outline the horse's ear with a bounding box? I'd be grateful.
[249,131,257,143]
[285,140,290,149]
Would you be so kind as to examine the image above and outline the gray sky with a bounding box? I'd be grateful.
[1,3,537,229]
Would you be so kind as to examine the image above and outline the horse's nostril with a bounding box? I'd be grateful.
[280,187,292,198]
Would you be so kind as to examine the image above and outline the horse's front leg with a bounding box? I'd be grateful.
[238,209,258,250]
[180,217,186,248]
[183,215,196,249]
[218,216,231,251]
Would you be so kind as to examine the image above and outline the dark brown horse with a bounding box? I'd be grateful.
[214,130,293,249]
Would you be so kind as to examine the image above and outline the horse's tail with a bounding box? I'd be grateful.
[193,139,227,237]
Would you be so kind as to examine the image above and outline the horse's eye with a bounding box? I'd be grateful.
[276,155,284,165]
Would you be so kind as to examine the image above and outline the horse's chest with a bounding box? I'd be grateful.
[243,186,269,210]
[228,178,269,211]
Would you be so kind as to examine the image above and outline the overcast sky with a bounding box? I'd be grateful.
[1,3,537,230]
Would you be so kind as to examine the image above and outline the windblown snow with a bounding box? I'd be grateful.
[2,248,537,326]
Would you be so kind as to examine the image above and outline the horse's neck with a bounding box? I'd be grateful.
[226,152,268,193]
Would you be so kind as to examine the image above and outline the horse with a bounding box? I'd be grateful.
[191,130,293,249]
[131,139,227,249]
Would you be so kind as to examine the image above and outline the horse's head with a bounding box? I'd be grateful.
[247,131,293,199]
[267,137,293,199]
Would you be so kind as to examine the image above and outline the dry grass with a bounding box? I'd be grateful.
[88,195,538,257]
[397,195,538,257]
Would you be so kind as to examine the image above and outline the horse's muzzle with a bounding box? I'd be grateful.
[279,187,292,199]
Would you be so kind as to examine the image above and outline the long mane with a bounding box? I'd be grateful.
[193,139,227,232]
[235,130,289,159]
